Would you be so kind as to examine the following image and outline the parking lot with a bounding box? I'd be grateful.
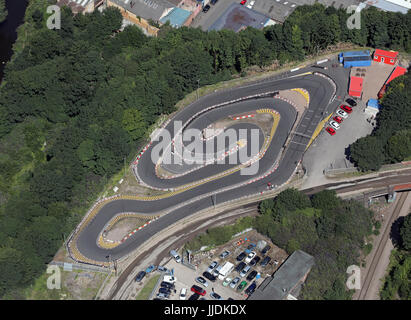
[302,98,374,189]
[154,230,288,300]
[191,0,362,31]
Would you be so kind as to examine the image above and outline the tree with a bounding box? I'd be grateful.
[122,108,147,142]
[387,130,411,162]
[350,136,385,171]
[400,214,411,250]
[0,0,7,23]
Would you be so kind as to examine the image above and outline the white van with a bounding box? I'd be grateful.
[170,250,181,263]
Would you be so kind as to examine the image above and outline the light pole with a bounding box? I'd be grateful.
[196,79,200,100]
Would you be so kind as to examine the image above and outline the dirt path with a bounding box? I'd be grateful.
[355,191,411,300]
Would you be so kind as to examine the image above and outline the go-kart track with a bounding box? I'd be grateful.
[69,66,345,265]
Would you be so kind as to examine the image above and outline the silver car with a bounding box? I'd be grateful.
[230,277,240,289]
[336,109,348,119]
[195,276,209,287]
[240,265,251,277]
[207,261,218,273]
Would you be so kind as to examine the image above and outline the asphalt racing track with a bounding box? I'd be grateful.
[72,69,342,264]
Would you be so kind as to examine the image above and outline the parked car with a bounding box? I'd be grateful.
[336,109,348,119]
[210,292,223,300]
[235,262,246,272]
[219,250,231,259]
[329,120,340,130]
[157,266,168,273]
[188,293,200,300]
[135,271,146,282]
[207,261,219,273]
[346,98,357,107]
[180,288,187,300]
[340,105,353,113]
[246,270,258,281]
[156,292,169,299]
[240,265,251,277]
[249,256,261,266]
[223,277,232,287]
[325,127,336,136]
[236,252,246,261]
[333,115,343,124]
[212,265,222,277]
[163,275,176,283]
[191,285,206,296]
[210,0,219,4]
[195,276,209,287]
[145,265,157,273]
[230,277,241,289]
[246,0,255,9]
[245,281,257,295]
[160,281,174,289]
[202,271,217,282]
[159,287,171,295]
[245,251,256,263]
[240,0,247,4]
[237,281,248,291]
[261,245,271,255]
[202,4,211,12]
[260,256,271,267]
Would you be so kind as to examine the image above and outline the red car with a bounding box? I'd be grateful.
[191,285,206,296]
[240,0,247,4]
[333,116,343,124]
[340,105,352,113]
[325,127,336,136]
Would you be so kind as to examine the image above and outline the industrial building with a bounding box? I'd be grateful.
[107,0,200,35]
[248,250,315,300]
[57,0,104,14]
[365,0,410,14]
[348,76,364,98]
[338,50,372,68]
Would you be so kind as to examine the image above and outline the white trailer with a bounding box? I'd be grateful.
[218,262,234,280]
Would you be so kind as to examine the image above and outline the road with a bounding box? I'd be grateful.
[70,61,352,264]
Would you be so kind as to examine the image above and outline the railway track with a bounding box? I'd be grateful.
[356,191,409,300]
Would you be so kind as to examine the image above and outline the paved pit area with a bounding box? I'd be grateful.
[159,231,288,300]
[302,98,374,189]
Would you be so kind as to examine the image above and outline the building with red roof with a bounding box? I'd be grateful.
[349,76,364,98]
[373,49,399,65]
[378,65,407,98]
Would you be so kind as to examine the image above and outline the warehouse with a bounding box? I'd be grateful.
[248,250,314,300]
[338,50,372,68]
[348,76,364,98]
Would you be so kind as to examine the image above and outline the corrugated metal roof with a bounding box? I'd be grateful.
[375,49,399,59]
[365,0,409,14]
[248,250,315,300]
[109,0,175,21]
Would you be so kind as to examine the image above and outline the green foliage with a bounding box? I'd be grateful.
[350,72,411,171]
[0,0,7,23]
[255,189,373,300]
[0,1,410,298]
[380,250,411,300]
[400,214,411,251]
[185,217,254,252]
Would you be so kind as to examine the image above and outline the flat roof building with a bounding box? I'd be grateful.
[349,76,364,98]
[248,250,314,300]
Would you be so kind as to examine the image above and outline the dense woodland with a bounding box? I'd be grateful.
[350,71,411,171]
[255,189,374,299]
[380,213,411,299]
[0,0,410,298]
[0,0,7,23]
